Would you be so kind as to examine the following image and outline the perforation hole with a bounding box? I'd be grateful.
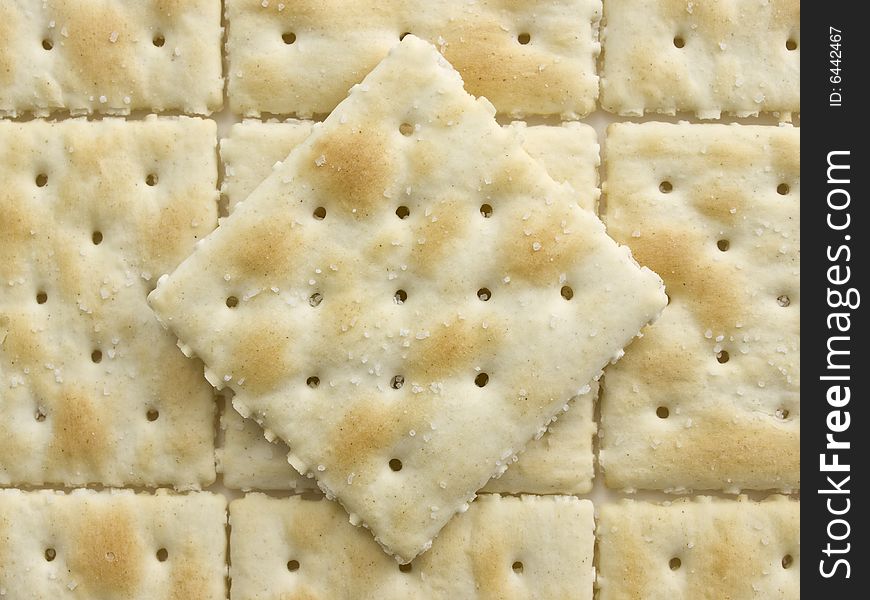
[313,206,326,220]
[91,349,103,364]
[399,563,413,573]
[717,239,730,252]
[153,34,165,47]
[480,204,493,218]
[512,561,524,573]
[475,372,489,387]
[226,296,239,308]
[36,291,48,304]
[477,288,491,302]
[400,32,412,41]
[673,36,685,48]
[146,173,158,186]
[561,285,574,301]
[659,180,673,193]
[775,408,790,420]
[287,559,300,572]
[309,292,323,307]
[156,548,168,562]
[517,33,531,45]
[35,408,47,422]
[669,557,682,570]
[777,183,790,195]
[396,205,410,219]
[282,32,297,45]
[42,39,53,51]
[389,458,403,471]
[36,173,48,187]
[390,375,404,390]
[306,376,320,388]
[785,39,797,51]
[146,409,159,422]
[92,231,103,245]
[716,350,730,364]
[394,289,407,304]
[399,123,414,136]
[656,406,670,419]
[782,554,793,569]
[777,295,791,307]
[45,548,56,562]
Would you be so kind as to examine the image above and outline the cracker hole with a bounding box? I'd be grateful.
[659,180,673,193]
[306,376,320,389]
[399,123,414,136]
[716,350,730,364]
[287,559,300,572]
[226,296,239,308]
[480,204,493,218]
[389,458,403,472]
[395,289,408,304]
[92,231,103,245]
[313,206,326,220]
[396,205,410,219]
[775,408,790,420]
[145,173,158,186]
[282,32,297,45]
[42,39,53,51]
[146,409,159,422]
[777,183,790,195]
[309,292,323,307]
[777,295,791,307]
[390,375,405,390]
[36,173,48,187]
[35,408,47,422]
[91,349,103,364]
[399,32,412,41]
[156,548,168,562]
[656,406,670,419]
[475,372,489,388]
[153,34,165,47]
[673,36,685,48]
[45,548,56,562]
[477,288,491,302]
[782,554,793,569]
[512,561,524,573]
[717,239,730,252]
[399,563,413,573]
[561,285,574,301]
[36,291,48,304]
[669,557,682,570]
[517,32,531,45]
[786,39,797,51]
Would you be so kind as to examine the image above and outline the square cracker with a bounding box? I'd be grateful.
[0,117,218,488]
[600,122,799,492]
[600,0,800,119]
[151,37,665,561]
[0,489,227,599]
[0,0,223,117]
[230,493,594,599]
[226,0,600,118]
[597,496,799,599]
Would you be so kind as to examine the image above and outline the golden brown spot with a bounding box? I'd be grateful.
[406,319,504,381]
[224,211,300,283]
[142,186,217,275]
[49,389,110,472]
[230,323,294,395]
[168,540,215,600]
[66,502,144,596]
[469,529,513,598]
[689,178,747,224]
[409,200,467,274]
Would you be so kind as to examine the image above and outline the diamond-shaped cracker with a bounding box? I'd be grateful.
[597,496,799,599]
[151,37,665,561]
[600,122,799,492]
[230,493,594,599]
[0,0,223,117]
[225,0,601,118]
[0,117,218,488]
[0,489,227,599]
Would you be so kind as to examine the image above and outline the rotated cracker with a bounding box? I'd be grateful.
[0,0,223,117]
[597,496,799,599]
[0,118,218,488]
[600,122,799,492]
[230,493,593,599]
[226,0,601,118]
[0,489,227,599]
[600,0,800,119]
[151,37,665,560]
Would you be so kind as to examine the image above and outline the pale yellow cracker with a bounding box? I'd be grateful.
[597,496,800,599]
[0,117,218,488]
[151,37,665,561]
[600,0,800,119]
[0,0,223,117]
[225,0,601,118]
[600,122,799,492]
[229,493,594,599]
[0,489,227,599]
